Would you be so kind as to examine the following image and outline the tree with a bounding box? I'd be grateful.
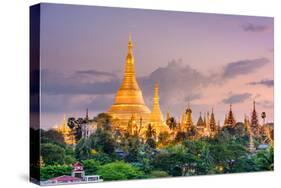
[208,140,247,173]
[175,131,187,143]
[145,124,156,148]
[254,146,274,171]
[186,125,197,140]
[91,152,113,164]
[75,138,91,160]
[125,135,142,162]
[145,124,156,140]
[64,155,75,165]
[40,165,72,180]
[67,117,83,142]
[41,143,65,165]
[152,144,197,176]
[89,128,115,155]
[41,129,65,147]
[94,113,113,131]
[146,138,156,149]
[166,117,177,130]
[97,161,144,181]
[158,131,170,147]
[82,159,101,175]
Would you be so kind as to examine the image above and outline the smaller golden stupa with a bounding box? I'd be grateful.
[150,83,169,135]
[55,115,76,145]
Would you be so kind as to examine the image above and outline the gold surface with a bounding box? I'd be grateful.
[108,36,151,126]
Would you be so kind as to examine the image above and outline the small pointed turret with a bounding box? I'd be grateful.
[225,104,236,127]
[251,100,259,136]
[251,100,259,127]
[209,108,216,133]
[197,112,204,128]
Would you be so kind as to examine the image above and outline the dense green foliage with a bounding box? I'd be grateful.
[40,165,72,180]
[97,161,144,181]
[39,113,274,181]
[41,143,65,165]
[41,129,66,147]
[82,159,101,175]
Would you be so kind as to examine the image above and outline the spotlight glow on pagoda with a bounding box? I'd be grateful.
[107,35,168,134]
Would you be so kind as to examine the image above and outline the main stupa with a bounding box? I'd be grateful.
[108,35,151,130]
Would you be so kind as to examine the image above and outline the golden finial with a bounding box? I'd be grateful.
[129,33,132,42]
[155,81,159,89]
[128,33,133,52]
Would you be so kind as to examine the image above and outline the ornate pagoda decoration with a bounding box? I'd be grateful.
[224,104,236,127]
[251,100,259,135]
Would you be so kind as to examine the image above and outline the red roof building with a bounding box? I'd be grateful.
[48,175,81,183]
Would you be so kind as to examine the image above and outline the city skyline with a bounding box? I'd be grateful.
[40,3,274,129]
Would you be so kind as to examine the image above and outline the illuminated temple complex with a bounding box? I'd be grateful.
[53,35,273,147]
[108,35,168,135]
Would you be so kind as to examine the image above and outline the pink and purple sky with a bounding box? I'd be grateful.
[39,3,274,129]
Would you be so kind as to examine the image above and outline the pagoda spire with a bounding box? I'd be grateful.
[225,104,236,127]
[85,108,89,120]
[251,100,259,135]
[150,82,164,123]
[209,107,216,132]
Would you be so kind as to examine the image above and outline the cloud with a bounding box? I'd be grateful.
[242,23,268,32]
[138,59,211,114]
[41,93,114,113]
[41,69,120,95]
[248,79,274,87]
[41,57,272,120]
[256,100,274,109]
[222,93,252,104]
[41,60,213,117]
[76,69,117,79]
[222,58,269,78]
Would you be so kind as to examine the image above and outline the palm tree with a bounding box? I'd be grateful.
[145,124,156,140]
[167,117,177,130]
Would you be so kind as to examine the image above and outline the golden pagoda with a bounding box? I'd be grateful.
[150,82,168,135]
[108,35,151,131]
[55,115,76,145]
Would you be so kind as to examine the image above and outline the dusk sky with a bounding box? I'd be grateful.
[40,3,274,129]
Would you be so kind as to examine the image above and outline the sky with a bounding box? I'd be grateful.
[39,3,274,129]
